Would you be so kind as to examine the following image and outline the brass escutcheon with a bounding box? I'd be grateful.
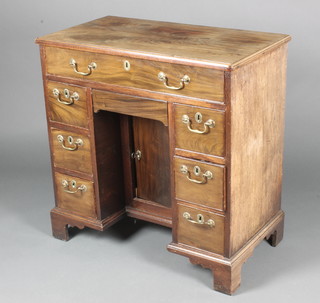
[195,112,203,123]
[123,60,131,71]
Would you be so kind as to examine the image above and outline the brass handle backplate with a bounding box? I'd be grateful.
[183,212,215,227]
[52,88,79,105]
[180,165,213,184]
[57,135,83,151]
[158,72,190,90]
[182,113,215,134]
[69,58,97,76]
[62,179,87,194]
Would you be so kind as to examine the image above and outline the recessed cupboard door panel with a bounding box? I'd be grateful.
[132,117,171,208]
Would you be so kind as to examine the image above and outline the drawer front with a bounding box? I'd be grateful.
[54,172,96,218]
[51,128,92,174]
[175,157,225,211]
[177,203,224,255]
[45,47,224,102]
[47,81,88,128]
[174,104,225,157]
[92,90,168,126]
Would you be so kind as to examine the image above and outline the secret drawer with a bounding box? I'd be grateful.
[45,47,224,102]
[175,157,225,211]
[51,128,92,175]
[54,172,96,218]
[174,104,225,157]
[47,81,88,128]
[177,203,224,255]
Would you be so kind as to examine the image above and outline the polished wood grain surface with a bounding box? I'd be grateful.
[54,171,96,218]
[93,90,168,125]
[177,203,224,255]
[228,44,288,255]
[51,127,92,174]
[174,157,225,211]
[133,117,171,208]
[91,110,125,219]
[45,46,225,102]
[174,104,225,157]
[36,16,290,70]
[47,81,88,128]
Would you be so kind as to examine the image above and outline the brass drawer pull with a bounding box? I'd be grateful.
[69,58,97,76]
[182,114,215,134]
[180,165,213,184]
[57,135,83,151]
[62,179,87,194]
[158,72,190,90]
[183,212,215,227]
[52,88,79,105]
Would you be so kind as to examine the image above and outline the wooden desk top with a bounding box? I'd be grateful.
[36,16,290,70]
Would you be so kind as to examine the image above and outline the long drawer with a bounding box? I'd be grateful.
[45,47,224,102]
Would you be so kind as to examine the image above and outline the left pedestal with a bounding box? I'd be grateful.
[39,46,126,240]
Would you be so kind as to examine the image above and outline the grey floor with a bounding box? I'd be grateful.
[0,137,319,303]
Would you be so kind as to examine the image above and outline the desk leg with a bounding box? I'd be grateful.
[51,211,70,241]
[211,263,243,295]
[189,258,243,295]
[266,215,284,247]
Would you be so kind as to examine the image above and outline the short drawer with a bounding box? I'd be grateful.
[54,172,96,218]
[47,81,88,128]
[45,47,224,102]
[51,128,92,174]
[174,104,225,157]
[175,157,225,211]
[177,203,224,255]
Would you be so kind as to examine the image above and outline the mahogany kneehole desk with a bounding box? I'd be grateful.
[36,16,291,295]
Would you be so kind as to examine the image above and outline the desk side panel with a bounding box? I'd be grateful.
[229,44,288,256]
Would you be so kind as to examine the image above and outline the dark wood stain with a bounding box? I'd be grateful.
[133,117,171,208]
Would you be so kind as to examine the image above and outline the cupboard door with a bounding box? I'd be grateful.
[132,117,171,207]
